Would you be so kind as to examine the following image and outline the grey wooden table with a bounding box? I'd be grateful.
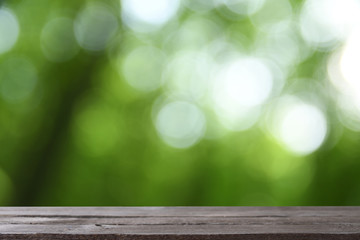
[0,207,359,239]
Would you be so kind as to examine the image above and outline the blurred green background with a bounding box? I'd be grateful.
[1,0,360,206]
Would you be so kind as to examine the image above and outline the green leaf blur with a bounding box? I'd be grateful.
[0,0,360,206]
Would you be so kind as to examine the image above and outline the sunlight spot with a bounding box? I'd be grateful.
[214,104,261,131]
[327,30,360,131]
[270,97,327,155]
[163,51,214,101]
[340,28,360,95]
[121,46,166,92]
[155,101,206,148]
[0,8,19,54]
[218,57,273,108]
[300,0,360,49]
[164,17,220,51]
[327,48,353,98]
[212,57,273,131]
[121,0,180,32]
[254,25,311,70]
[74,3,118,51]
[222,0,265,16]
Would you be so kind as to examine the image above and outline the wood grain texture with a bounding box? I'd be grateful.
[0,207,359,240]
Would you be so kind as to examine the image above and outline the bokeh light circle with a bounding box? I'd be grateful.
[223,0,266,16]
[163,51,214,101]
[212,57,273,131]
[340,28,360,95]
[300,0,360,49]
[327,29,360,131]
[215,57,273,108]
[121,46,166,92]
[74,3,118,51]
[121,0,180,32]
[41,17,79,62]
[0,8,19,54]
[269,97,328,155]
[155,101,206,149]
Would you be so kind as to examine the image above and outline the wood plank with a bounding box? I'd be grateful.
[1,206,360,217]
[1,216,360,225]
[0,207,359,240]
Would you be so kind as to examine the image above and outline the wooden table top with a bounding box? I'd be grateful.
[0,207,359,239]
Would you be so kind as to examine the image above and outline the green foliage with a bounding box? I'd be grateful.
[0,0,360,206]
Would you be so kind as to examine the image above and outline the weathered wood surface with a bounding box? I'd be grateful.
[0,207,359,239]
